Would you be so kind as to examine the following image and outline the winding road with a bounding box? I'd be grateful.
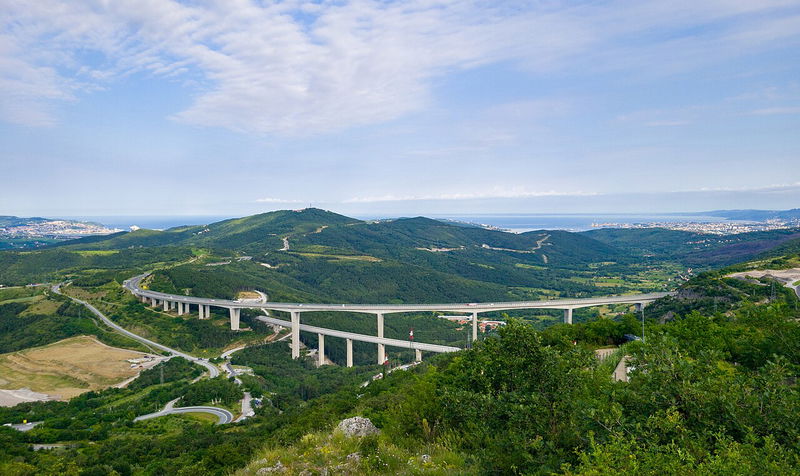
[134,403,233,425]
[51,282,243,424]
[51,283,219,378]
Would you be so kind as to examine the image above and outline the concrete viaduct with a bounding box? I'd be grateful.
[123,273,669,367]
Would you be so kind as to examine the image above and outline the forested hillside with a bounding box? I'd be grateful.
[231,257,800,474]
[584,227,800,266]
[2,213,800,474]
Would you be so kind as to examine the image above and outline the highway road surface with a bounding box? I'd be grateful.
[124,273,670,314]
[134,405,233,425]
[3,421,43,432]
[52,283,220,378]
[255,315,460,353]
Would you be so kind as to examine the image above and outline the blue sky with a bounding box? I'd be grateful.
[1,0,799,217]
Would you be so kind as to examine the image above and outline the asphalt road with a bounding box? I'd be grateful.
[125,273,670,314]
[134,406,233,425]
[52,283,220,378]
[256,315,459,353]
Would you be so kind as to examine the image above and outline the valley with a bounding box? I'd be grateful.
[0,210,799,475]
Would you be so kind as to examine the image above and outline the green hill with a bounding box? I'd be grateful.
[3,209,662,302]
[584,227,800,266]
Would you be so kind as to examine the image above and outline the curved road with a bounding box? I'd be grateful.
[124,273,670,314]
[52,283,219,378]
[134,406,233,425]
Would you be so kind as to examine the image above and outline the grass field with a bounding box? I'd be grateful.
[289,251,382,262]
[19,297,62,316]
[180,412,219,424]
[0,335,155,399]
[0,286,44,304]
[75,250,120,256]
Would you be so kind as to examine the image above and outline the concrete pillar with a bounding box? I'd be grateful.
[634,302,646,312]
[163,300,169,312]
[204,305,211,319]
[198,304,205,319]
[141,296,148,304]
[472,312,478,341]
[377,313,385,365]
[564,308,573,324]
[346,338,353,368]
[415,349,422,362]
[229,308,240,331]
[151,297,158,307]
[291,311,301,359]
[176,302,184,316]
[318,334,325,366]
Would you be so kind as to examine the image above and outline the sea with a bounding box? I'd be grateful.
[427,214,737,233]
[62,216,232,231]
[68,213,738,233]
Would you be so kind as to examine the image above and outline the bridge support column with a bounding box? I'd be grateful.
[346,339,353,368]
[229,308,240,330]
[564,308,573,324]
[163,300,170,312]
[150,297,158,307]
[377,313,385,365]
[415,349,422,362]
[141,296,148,304]
[198,304,205,319]
[472,312,478,342]
[317,334,325,366]
[291,312,301,359]
[176,302,184,315]
[634,302,646,313]
[204,305,211,319]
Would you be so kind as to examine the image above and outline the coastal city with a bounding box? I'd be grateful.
[0,219,122,243]
[590,219,800,235]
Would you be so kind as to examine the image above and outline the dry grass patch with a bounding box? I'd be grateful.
[63,286,107,300]
[0,336,154,400]
[236,291,262,300]
[19,297,62,316]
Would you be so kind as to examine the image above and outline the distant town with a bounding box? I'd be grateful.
[0,219,122,241]
[591,219,800,235]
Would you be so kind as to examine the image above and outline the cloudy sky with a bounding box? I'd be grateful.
[1,0,799,217]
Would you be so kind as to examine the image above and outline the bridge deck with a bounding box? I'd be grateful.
[256,315,459,353]
[124,274,669,314]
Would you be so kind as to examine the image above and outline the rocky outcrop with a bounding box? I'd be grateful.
[336,416,379,437]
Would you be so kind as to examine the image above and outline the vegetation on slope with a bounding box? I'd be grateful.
[1,249,800,475]
[584,227,800,267]
[0,287,147,353]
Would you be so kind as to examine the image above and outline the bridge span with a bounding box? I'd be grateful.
[123,273,670,366]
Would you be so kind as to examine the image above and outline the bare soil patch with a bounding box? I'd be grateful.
[728,268,800,286]
[0,336,158,402]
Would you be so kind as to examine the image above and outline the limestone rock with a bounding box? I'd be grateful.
[337,417,379,437]
[256,461,285,474]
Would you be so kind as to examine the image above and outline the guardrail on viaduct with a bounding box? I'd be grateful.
[123,273,670,366]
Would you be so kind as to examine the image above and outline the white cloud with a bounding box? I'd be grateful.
[678,182,800,193]
[343,189,600,203]
[255,197,304,203]
[1,0,799,133]
[748,106,800,116]
[645,120,690,127]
